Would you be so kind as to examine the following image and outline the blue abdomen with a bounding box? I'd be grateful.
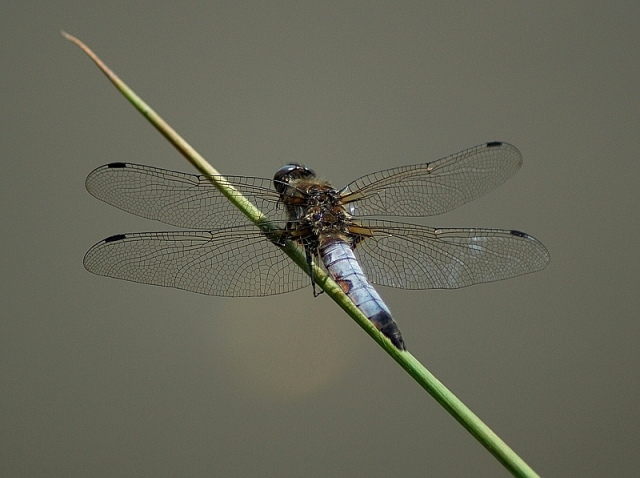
[320,240,406,350]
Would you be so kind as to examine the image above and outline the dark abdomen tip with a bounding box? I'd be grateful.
[370,311,406,351]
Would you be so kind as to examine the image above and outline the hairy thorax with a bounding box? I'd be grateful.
[282,178,355,249]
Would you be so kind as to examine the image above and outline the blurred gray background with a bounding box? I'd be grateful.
[2,2,638,477]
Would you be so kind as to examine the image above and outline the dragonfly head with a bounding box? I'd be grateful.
[273,163,316,194]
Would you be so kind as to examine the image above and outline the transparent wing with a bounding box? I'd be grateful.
[85,163,286,229]
[353,219,550,289]
[83,226,310,297]
[339,142,523,217]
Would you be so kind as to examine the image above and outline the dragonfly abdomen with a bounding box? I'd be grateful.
[320,240,406,350]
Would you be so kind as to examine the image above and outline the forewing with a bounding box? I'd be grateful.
[85,163,285,229]
[353,220,550,289]
[83,226,310,297]
[339,142,523,217]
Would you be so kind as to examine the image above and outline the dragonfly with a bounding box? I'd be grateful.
[83,141,550,350]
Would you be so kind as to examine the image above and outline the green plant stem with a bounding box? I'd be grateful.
[63,31,540,478]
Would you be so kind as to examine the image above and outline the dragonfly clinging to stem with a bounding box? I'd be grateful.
[84,141,550,350]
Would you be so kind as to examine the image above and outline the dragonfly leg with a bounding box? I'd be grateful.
[305,248,324,297]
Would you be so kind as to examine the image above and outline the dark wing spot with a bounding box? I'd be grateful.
[104,234,127,243]
[510,230,527,238]
[486,141,503,148]
[106,162,127,168]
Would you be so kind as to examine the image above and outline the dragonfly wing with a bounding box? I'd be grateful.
[85,163,284,229]
[83,226,309,297]
[339,142,523,217]
[353,219,550,289]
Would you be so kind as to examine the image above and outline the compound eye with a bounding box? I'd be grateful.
[273,164,300,182]
[273,163,316,194]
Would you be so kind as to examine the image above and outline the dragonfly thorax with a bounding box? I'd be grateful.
[279,177,356,251]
